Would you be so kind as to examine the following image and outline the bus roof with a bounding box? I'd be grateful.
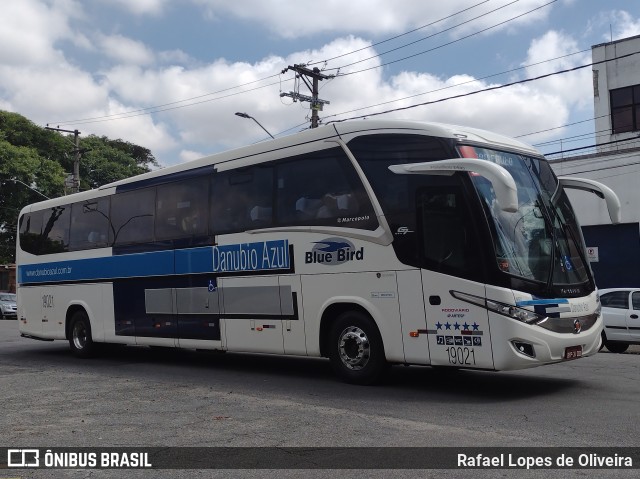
[20,119,540,213]
[101,120,539,189]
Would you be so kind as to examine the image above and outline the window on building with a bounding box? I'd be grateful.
[610,85,640,134]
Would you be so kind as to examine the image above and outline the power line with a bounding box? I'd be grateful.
[308,0,492,67]
[544,135,640,156]
[322,47,589,122]
[515,114,609,138]
[336,0,556,77]
[326,50,640,124]
[327,0,523,72]
[55,79,286,126]
[534,126,622,148]
[551,152,640,176]
[52,1,543,128]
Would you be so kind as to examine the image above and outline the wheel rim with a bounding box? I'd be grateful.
[72,321,87,350]
[337,326,370,370]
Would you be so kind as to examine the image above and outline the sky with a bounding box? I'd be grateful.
[1,0,640,168]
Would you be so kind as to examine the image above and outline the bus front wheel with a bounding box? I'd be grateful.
[68,310,97,358]
[328,311,386,385]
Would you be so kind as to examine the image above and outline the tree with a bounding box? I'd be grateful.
[0,110,159,263]
[0,139,65,263]
[79,135,159,190]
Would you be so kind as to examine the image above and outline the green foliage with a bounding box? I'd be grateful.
[80,135,159,189]
[0,110,159,263]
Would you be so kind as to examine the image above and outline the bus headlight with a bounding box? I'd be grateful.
[450,290,548,325]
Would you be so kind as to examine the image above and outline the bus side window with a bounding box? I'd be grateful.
[210,166,274,234]
[276,147,376,229]
[19,212,44,255]
[156,178,208,240]
[110,188,155,245]
[41,206,71,254]
[417,184,482,279]
[69,198,110,250]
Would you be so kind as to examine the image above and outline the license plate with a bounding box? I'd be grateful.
[564,345,583,359]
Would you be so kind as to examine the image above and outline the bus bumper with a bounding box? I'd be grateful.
[489,313,603,371]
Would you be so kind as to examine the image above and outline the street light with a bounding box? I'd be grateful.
[8,178,50,200]
[234,112,275,139]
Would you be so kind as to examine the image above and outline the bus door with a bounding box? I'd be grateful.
[628,291,640,342]
[278,275,307,355]
[220,276,285,354]
[19,286,44,336]
[417,185,494,369]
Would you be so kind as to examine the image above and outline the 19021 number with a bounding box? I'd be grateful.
[42,294,54,308]
[445,347,475,365]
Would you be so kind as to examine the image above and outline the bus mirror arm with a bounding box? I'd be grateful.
[557,177,622,224]
[388,159,518,213]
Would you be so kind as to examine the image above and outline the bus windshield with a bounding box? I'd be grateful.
[459,145,590,287]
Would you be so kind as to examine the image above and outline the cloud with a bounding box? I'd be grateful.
[179,150,206,163]
[611,10,640,40]
[0,0,82,66]
[104,0,554,38]
[586,10,640,43]
[0,0,601,167]
[98,34,156,66]
[522,30,592,110]
[103,0,170,16]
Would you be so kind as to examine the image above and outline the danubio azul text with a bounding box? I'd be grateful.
[212,240,289,273]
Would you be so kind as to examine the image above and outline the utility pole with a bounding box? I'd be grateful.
[46,126,82,193]
[280,64,334,128]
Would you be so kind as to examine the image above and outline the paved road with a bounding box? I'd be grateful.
[1,319,639,478]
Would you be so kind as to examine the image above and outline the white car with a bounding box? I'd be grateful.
[599,288,640,353]
[0,293,17,320]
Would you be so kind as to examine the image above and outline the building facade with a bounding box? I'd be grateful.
[0,264,16,293]
[549,34,640,288]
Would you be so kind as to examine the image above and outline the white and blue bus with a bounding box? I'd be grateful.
[16,120,621,384]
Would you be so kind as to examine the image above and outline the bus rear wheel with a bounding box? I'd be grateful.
[68,310,97,358]
[328,311,386,385]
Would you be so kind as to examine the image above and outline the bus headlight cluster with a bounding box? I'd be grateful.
[594,296,602,317]
[450,290,548,325]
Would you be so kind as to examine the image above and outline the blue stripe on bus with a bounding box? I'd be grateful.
[515,298,570,306]
[18,239,291,284]
[18,250,177,284]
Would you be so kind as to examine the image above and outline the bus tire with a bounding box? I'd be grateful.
[328,311,386,385]
[604,341,629,354]
[68,310,97,358]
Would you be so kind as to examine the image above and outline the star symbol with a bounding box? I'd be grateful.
[472,322,480,331]
[454,322,461,330]
[444,322,452,330]
[462,322,470,331]
[435,321,443,330]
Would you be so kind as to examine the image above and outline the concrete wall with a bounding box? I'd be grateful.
[550,147,640,226]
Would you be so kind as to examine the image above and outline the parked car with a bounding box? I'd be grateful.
[0,293,17,320]
[599,288,640,353]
